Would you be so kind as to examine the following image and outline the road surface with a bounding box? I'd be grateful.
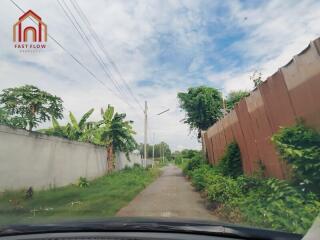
[116,164,218,220]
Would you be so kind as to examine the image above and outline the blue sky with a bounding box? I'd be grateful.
[0,0,320,150]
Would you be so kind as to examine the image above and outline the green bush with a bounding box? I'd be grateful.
[190,165,212,190]
[185,154,203,173]
[206,175,240,203]
[218,141,243,177]
[235,178,320,234]
[184,159,320,234]
[272,122,320,193]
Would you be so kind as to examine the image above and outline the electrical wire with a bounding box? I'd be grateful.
[57,0,138,110]
[9,0,138,111]
[70,0,144,112]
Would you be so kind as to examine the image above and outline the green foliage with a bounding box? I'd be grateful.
[184,158,319,234]
[42,105,138,159]
[234,178,320,234]
[0,85,63,130]
[97,105,138,156]
[78,177,89,188]
[185,152,204,174]
[139,141,171,160]
[207,175,240,203]
[177,86,223,138]
[272,122,320,193]
[0,107,27,129]
[225,90,249,111]
[218,142,243,177]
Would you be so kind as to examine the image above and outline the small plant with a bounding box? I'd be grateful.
[78,177,89,188]
[218,141,243,178]
[272,121,320,194]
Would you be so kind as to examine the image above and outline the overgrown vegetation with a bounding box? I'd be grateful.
[0,166,159,225]
[225,91,250,111]
[272,121,320,194]
[172,149,202,167]
[180,135,320,234]
[217,141,243,177]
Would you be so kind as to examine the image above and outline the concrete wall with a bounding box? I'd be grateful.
[0,125,141,191]
[115,151,142,170]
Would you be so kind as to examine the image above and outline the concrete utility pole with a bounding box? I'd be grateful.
[162,142,165,162]
[152,133,155,167]
[144,101,148,168]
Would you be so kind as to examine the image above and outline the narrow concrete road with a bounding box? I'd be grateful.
[117,164,218,220]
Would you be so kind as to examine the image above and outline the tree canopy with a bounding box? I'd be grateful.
[225,90,250,111]
[139,141,171,159]
[177,86,223,138]
[0,85,63,130]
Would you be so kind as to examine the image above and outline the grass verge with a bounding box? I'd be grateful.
[0,166,160,226]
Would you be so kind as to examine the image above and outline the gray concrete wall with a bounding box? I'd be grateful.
[114,151,142,170]
[0,125,108,191]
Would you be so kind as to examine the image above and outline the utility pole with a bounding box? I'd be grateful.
[162,142,165,162]
[144,101,148,168]
[152,133,155,167]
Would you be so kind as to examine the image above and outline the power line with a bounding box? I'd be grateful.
[9,0,136,111]
[59,0,135,106]
[70,0,144,112]
[57,0,137,110]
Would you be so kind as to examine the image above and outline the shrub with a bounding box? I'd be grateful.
[184,158,319,234]
[272,122,320,193]
[207,175,241,203]
[236,178,320,234]
[190,165,211,190]
[185,154,203,173]
[78,177,89,188]
[218,141,243,177]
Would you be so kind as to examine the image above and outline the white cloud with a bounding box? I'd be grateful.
[0,0,319,151]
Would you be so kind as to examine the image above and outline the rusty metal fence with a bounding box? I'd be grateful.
[203,37,320,179]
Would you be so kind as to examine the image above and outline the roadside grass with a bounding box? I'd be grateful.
[0,166,160,226]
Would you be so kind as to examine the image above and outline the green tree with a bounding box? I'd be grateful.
[177,86,223,138]
[96,105,138,165]
[0,85,63,131]
[40,109,95,140]
[139,141,171,160]
[225,90,250,111]
[64,109,95,141]
[0,107,26,129]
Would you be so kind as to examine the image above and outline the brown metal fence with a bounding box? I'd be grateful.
[203,37,320,179]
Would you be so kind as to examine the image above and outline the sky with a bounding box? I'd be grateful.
[0,0,319,151]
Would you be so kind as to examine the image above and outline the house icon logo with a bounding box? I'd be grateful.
[13,10,47,51]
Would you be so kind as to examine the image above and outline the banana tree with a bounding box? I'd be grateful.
[95,105,138,170]
[64,108,94,141]
[45,108,95,141]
